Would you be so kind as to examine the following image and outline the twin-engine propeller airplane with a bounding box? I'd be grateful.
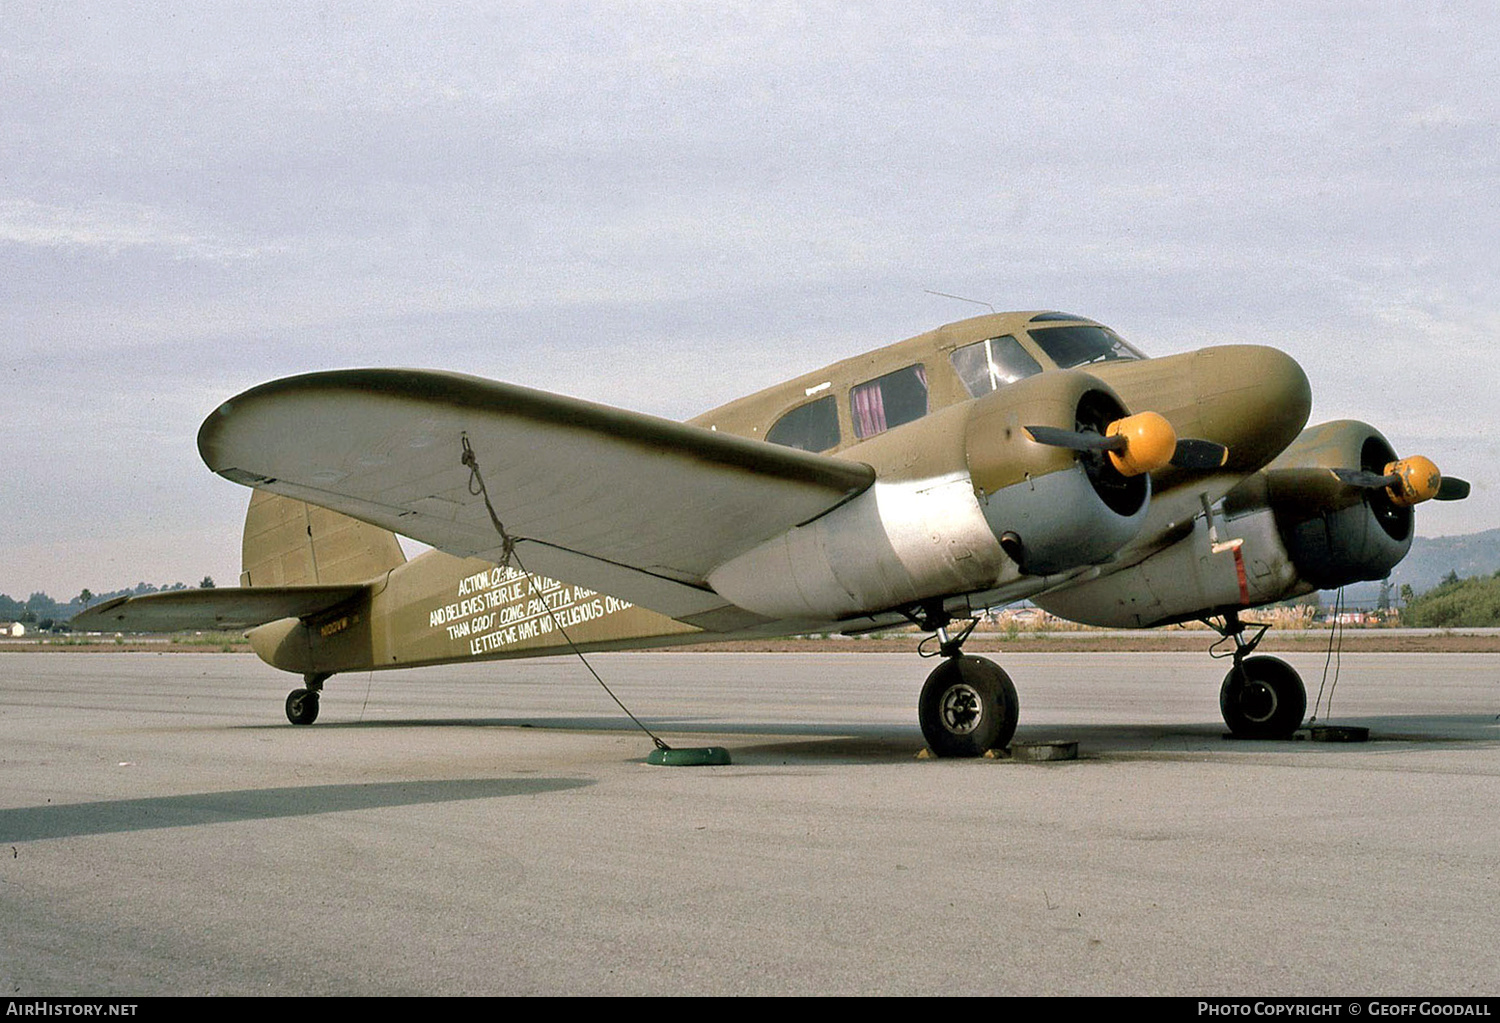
[76,311,1469,756]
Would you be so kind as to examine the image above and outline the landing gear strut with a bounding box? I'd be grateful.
[909,605,1019,758]
[1206,612,1305,739]
[285,672,331,725]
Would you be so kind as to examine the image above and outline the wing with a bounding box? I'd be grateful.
[72,585,366,633]
[197,369,875,621]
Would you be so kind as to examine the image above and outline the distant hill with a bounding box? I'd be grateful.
[1333,527,1500,607]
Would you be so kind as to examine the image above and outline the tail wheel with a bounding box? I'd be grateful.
[285,688,320,725]
[1220,655,1305,739]
[919,655,1019,758]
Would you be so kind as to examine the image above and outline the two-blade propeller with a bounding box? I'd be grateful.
[1330,456,1470,505]
[1025,411,1229,477]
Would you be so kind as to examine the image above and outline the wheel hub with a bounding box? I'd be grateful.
[1237,677,1277,723]
[939,683,984,734]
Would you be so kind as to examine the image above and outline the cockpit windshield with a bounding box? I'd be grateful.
[950,335,1043,399]
[1027,325,1145,369]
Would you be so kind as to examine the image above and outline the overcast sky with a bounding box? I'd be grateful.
[3,2,1496,601]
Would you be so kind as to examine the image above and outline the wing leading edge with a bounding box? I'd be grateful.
[197,369,875,619]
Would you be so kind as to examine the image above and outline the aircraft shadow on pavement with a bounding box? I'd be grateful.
[0,777,592,843]
[239,713,1499,764]
[239,715,930,739]
[732,715,1500,765]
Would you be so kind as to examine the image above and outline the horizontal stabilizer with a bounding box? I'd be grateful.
[71,585,366,633]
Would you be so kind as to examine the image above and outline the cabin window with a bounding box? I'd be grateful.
[851,364,928,440]
[1028,325,1144,368]
[766,395,840,452]
[950,335,1043,398]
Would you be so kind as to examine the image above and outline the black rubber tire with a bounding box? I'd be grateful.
[285,688,320,725]
[918,655,1019,758]
[1220,655,1305,739]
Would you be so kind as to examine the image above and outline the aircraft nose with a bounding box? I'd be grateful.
[1191,345,1311,471]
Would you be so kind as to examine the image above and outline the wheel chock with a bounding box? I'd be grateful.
[1010,740,1078,762]
[916,741,1078,761]
[646,746,732,766]
[1300,725,1370,743]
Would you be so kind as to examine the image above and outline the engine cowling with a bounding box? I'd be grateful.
[1250,420,1413,590]
[964,370,1150,575]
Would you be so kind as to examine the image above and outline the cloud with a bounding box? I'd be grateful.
[0,200,270,262]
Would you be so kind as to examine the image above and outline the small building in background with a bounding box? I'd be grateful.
[996,607,1052,627]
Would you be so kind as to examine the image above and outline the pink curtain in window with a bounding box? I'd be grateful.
[852,381,886,438]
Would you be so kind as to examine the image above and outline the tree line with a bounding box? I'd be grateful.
[1,578,215,631]
[1400,570,1500,628]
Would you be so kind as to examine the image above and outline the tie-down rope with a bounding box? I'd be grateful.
[460,434,670,751]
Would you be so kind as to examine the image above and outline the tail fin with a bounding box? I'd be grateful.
[240,490,406,587]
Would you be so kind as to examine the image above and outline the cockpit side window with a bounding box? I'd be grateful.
[1027,325,1144,368]
[950,335,1044,398]
[851,364,928,440]
[765,395,840,452]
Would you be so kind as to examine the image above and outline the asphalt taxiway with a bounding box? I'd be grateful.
[2,651,1497,996]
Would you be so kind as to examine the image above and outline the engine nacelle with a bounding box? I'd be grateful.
[708,371,1151,620]
[1036,420,1413,628]
[1251,420,1413,589]
[1034,505,1304,628]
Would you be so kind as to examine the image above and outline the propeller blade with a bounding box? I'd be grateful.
[1023,425,1126,453]
[1171,438,1229,470]
[1435,476,1471,501]
[1028,415,1225,476]
[1330,468,1400,489]
[1264,468,1368,515]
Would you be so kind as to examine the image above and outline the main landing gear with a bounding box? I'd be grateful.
[1206,612,1306,739]
[910,610,1019,758]
[285,672,331,725]
[910,606,1309,754]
